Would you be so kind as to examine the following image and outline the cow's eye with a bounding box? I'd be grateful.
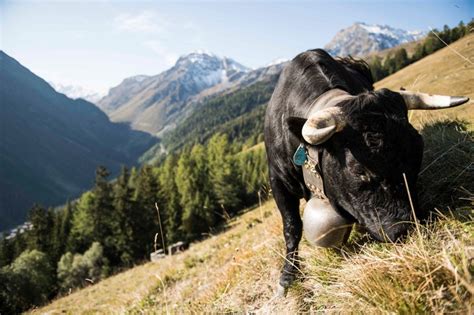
[364,132,384,149]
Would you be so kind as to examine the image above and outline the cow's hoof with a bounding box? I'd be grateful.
[279,270,296,289]
[275,283,287,297]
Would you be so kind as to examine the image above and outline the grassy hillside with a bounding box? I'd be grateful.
[375,33,474,126]
[34,35,473,314]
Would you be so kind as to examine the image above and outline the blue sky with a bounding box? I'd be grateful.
[1,0,472,94]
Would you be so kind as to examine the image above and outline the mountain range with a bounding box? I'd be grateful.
[325,22,424,56]
[97,52,286,137]
[0,51,156,230]
[98,52,251,135]
[54,23,424,105]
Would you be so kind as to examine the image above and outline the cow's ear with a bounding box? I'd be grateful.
[287,116,307,141]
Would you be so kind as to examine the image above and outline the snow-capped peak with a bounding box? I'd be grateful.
[128,75,149,83]
[177,50,219,65]
[50,82,105,104]
[176,51,248,71]
[191,49,217,58]
[325,22,425,57]
[357,22,424,42]
[172,51,249,89]
[266,58,289,67]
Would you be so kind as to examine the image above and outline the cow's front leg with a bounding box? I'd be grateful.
[271,177,302,290]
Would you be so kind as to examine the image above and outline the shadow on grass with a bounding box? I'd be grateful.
[417,119,473,221]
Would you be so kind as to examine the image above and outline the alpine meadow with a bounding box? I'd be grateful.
[0,2,473,314]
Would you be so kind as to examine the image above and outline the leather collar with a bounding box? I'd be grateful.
[301,144,327,199]
[293,143,326,199]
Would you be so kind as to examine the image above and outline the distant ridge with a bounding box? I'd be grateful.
[0,51,156,230]
[49,82,105,103]
[325,22,424,56]
[97,51,286,136]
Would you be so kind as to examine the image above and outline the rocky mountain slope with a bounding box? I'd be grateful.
[98,52,287,136]
[98,52,251,135]
[96,75,150,113]
[325,22,424,56]
[0,51,156,231]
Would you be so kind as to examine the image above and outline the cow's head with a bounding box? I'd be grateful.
[290,88,469,242]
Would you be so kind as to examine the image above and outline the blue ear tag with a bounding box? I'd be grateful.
[293,144,307,166]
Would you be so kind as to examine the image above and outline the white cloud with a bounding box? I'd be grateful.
[143,40,178,67]
[114,10,202,69]
[114,11,167,34]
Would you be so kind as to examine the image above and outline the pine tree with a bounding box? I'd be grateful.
[412,43,427,62]
[468,19,474,36]
[59,201,73,253]
[129,166,139,189]
[159,154,183,244]
[176,145,216,239]
[90,166,116,263]
[424,31,443,55]
[369,56,387,81]
[237,147,269,205]
[111,166,136,265]
[441,24,451,42]
[383,54,397,75]
[134,165,162,258]
[27,205,55,261]
[69,191,96,253]
[458,21,466,37]
[12,231,28,260]
[68,166,116,262]
[393,48,409,72]
[207,134,242,215]
[0,235,14,267]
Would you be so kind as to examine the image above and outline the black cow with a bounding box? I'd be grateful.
[264,49,469,291]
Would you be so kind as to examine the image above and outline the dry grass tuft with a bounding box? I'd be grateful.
[300,216,473,314]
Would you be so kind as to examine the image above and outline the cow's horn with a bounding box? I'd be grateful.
[399,90,470,110]
[302,107,345,145]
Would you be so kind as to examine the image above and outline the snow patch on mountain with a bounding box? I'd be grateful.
[127,75,149,83]
[50,82,105,104]
[325,22,425,57]
[266,58,289,67]
[175,51,250,90]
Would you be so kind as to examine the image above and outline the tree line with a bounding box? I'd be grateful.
[0,133,268,313]
[368,20,473,82]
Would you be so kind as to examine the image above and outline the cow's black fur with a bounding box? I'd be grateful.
[264,49,424,288]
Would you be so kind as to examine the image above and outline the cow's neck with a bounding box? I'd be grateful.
[307,88,353,116]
